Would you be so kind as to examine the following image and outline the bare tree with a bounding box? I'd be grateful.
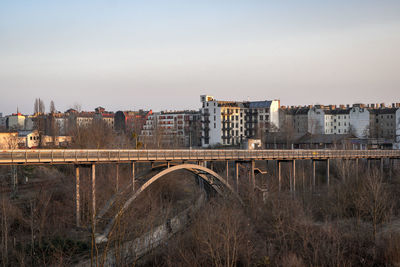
[49,100,56,114]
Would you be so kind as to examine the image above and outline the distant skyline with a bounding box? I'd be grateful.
[1,0,400,115]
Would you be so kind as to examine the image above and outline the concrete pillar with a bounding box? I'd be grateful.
[355,158,359,180]
[91,164,96,220]
[251,160,255,189]
[292,160,296,192]
[235,161,239,193]
[278,161,282,192]
[75,165,80,227]
[132,161,135,192]
[326,159,330,187]
[167,161,170,168]
[115,163,119,193]
[226,160,229,182]
[312,160,316,190]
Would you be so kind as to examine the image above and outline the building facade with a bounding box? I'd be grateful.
[200,95,280,147]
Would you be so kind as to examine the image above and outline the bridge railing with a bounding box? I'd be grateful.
[0,149,399,164]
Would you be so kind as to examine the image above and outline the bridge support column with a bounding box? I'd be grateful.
[251,160,255,189]
[326,159,330,187]
[381,158,384,178]
[226,161,229,182]
[292,160,296,193]
[115,163,119,193]
[389,158,393,180]
[278,161,282,192]
[312,160,316,191]
[355,158,359,180]
[132,161,135,192]
[75,165,80,227]
[235,161,239,193]
[167,161,170,168]
[91,164,96,220]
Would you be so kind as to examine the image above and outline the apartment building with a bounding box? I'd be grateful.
[140,110,201,148]
[200,95,280,147]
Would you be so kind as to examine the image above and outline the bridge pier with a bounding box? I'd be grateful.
[226,161,229,182]
[235,161,239,193]
[75,165,80,227]
[312,160,316,191]
[292,160,296,193]
[355,158,359,180]
[115,163,119,193]
[132,161,135,192]
[91,164,96,220]
[326,159,330,187]
[278,161,282,192]
[251,160,255,189]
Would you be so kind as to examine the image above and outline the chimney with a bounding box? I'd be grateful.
[392,103,395,108]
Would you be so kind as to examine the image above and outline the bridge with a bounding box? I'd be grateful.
[2,149,400,256]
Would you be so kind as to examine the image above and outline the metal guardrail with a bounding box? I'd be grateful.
[0,149,399,165]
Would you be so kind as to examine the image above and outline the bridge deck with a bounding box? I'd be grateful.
[0,149,399,165]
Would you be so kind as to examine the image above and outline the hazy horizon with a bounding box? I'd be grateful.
[1,0,400,115]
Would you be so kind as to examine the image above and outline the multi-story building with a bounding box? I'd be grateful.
[7,113,26,130]
[349,105,370,138]
[140,110,201,148]
[114,110,152,134]
[396,108,400,144]
[369,105,397,141]
[200,95,280,147]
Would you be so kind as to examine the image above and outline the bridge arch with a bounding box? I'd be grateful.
[96,163,242,243]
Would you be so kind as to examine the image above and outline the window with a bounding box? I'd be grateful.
[236,115,238,120]
[214,123,216,128]
[260,115,263,120]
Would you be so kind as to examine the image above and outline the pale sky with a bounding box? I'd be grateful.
[1,0,400,115]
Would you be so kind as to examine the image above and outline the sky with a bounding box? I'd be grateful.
[1,0,400,115]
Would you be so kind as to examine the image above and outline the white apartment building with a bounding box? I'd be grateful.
[200,95,280,147]
[308,106,351,135]
[7,113,26,130]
